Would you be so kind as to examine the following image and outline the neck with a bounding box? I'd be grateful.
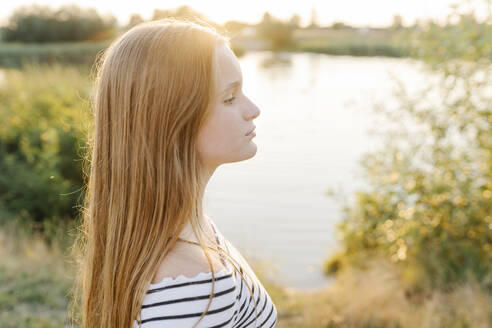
[178,213,215,243]
[179,163,217,243]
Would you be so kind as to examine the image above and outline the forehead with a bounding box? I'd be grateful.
[215,44,242,89]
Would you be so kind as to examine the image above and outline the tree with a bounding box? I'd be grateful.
[309,7,319,28]
[330,21,349,29]
[257,12,296,50]
[392,14,403,30]
[1,4,117,42]
[289,14,301,29]
[260,12,272,25]
[151,5,221,30]
[126,13,144,30]
[223,20,249,36]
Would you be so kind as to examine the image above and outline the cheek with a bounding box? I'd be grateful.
[197,108,240,157]
[211,106,240,140]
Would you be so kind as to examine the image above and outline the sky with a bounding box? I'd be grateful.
[1,0,490,28]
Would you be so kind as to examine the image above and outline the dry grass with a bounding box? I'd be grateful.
[1,221,491,328]
[0,219,77,327]
[264,258,492,328]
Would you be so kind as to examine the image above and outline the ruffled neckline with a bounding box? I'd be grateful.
[148,216,232,287]
[148,267,232,287]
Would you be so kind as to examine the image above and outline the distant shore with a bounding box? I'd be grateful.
[0,28,407,68]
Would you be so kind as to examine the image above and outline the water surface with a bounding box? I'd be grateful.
[205,51,429,290]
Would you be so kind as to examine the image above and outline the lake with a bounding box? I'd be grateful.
[205,51,430,290]
[0,51,431,291]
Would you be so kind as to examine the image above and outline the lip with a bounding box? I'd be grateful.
[245,126,256,136]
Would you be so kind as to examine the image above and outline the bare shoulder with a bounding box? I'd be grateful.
[151,240,227,284]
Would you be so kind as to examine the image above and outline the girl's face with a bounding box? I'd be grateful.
[196,43,261,169]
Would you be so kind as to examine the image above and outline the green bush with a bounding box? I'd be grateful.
[0,62,92,233]
[326,4,492,292]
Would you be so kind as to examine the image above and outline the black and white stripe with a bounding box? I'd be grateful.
[134,220,278,328]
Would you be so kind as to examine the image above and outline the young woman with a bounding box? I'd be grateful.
[72,18,277,328]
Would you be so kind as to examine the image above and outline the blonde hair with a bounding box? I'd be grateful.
[70,18,259,328]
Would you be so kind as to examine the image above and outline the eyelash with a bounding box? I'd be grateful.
[224,96,235,105]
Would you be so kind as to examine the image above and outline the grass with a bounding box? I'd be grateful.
[1,219,491,328]
[261,257,492,328]
[0,219,77,327]
[0,40,110,68]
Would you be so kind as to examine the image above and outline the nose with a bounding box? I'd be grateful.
[244,97,260,120]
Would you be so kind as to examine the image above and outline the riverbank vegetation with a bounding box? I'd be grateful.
[0,1,490,327]
[0,3,413,68]
[1,214,491,327]
[321,2,492,327]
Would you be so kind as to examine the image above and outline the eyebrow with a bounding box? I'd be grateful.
[221,80,242,95]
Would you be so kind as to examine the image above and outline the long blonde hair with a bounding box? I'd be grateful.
[70,18,259,328]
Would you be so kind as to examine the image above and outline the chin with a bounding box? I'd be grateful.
[228,144,258,163]
[244,142,258,159]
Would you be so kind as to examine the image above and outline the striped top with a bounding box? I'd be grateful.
[133,219,278,328]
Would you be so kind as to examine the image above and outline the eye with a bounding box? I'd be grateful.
[224,95,235,105]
